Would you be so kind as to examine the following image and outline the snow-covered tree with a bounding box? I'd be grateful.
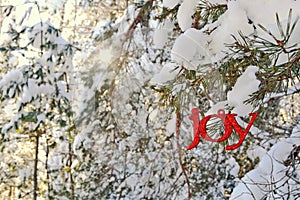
[0,0,299,199]
[76,0,300,199]
[0,2,76,199]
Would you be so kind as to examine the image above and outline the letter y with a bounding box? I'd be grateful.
[225,113,259,150]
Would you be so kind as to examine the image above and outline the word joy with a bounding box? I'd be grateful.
[186,108,258,151]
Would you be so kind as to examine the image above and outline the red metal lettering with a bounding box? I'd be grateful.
[199,112,232,143]
[186,109,259,151]
[225,113,259,150]
[186,108,201,150]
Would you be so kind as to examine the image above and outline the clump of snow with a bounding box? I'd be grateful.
[165,112,176,137]
[20,79,55,104]
[200,0,300,63]
[227,66,260,116]
[163,0,181,9]
[247,145,267,161]
[153,20,174,49]
[171,28,211,71]
[0,69,23,90]
[207,66,260,117]
[209,1,253,58]
[230,124,300,199]
[205,101,228,115]
[238,0,300,26]
[226,157,240,177]
[150,63,180,84]
[163,0,300,66]
[177,0,199,31]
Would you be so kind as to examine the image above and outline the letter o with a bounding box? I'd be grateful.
[199,114,232,142]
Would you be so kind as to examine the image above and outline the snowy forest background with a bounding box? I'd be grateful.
[0,0,299,199]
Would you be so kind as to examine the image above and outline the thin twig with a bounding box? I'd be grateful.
[124,0,153,40]
[175,110,191,200]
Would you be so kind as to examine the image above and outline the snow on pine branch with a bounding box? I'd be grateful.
[263,83,300,103]
[153,0,300,113]
[185,66,260,117]
[0,17,75,134]
[230,124,300,200]
[154,0,300,75]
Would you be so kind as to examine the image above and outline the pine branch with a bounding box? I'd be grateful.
[262,83,300,104]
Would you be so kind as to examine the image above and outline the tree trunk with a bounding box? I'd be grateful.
[33,134,39,200]
[69,142,75,200]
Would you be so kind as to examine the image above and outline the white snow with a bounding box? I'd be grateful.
[177,0,199,31]
[265,83,300,102]
[226,157,240,177]
[14,4,39,28]
[165,112,176,137]
[171,28,211,71]
[1,0,299,199]
[20,79,55,104]
[205,101,228,115]
[230,124,300,199]
[99,48,113,64]
[0,69,23,89]
[247,145,267,161]
[209,1,253,58]
[238,0,300,26]
[153,20,174,49]
[227,66,260,116]
[207,66,260,117]
[150,63,180,84]
[195,0,300,63]
[163,0,181,9]
[153,29,168,49]
[37,113,46,123]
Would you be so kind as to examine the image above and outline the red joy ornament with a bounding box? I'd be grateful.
[186,108,259,151]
